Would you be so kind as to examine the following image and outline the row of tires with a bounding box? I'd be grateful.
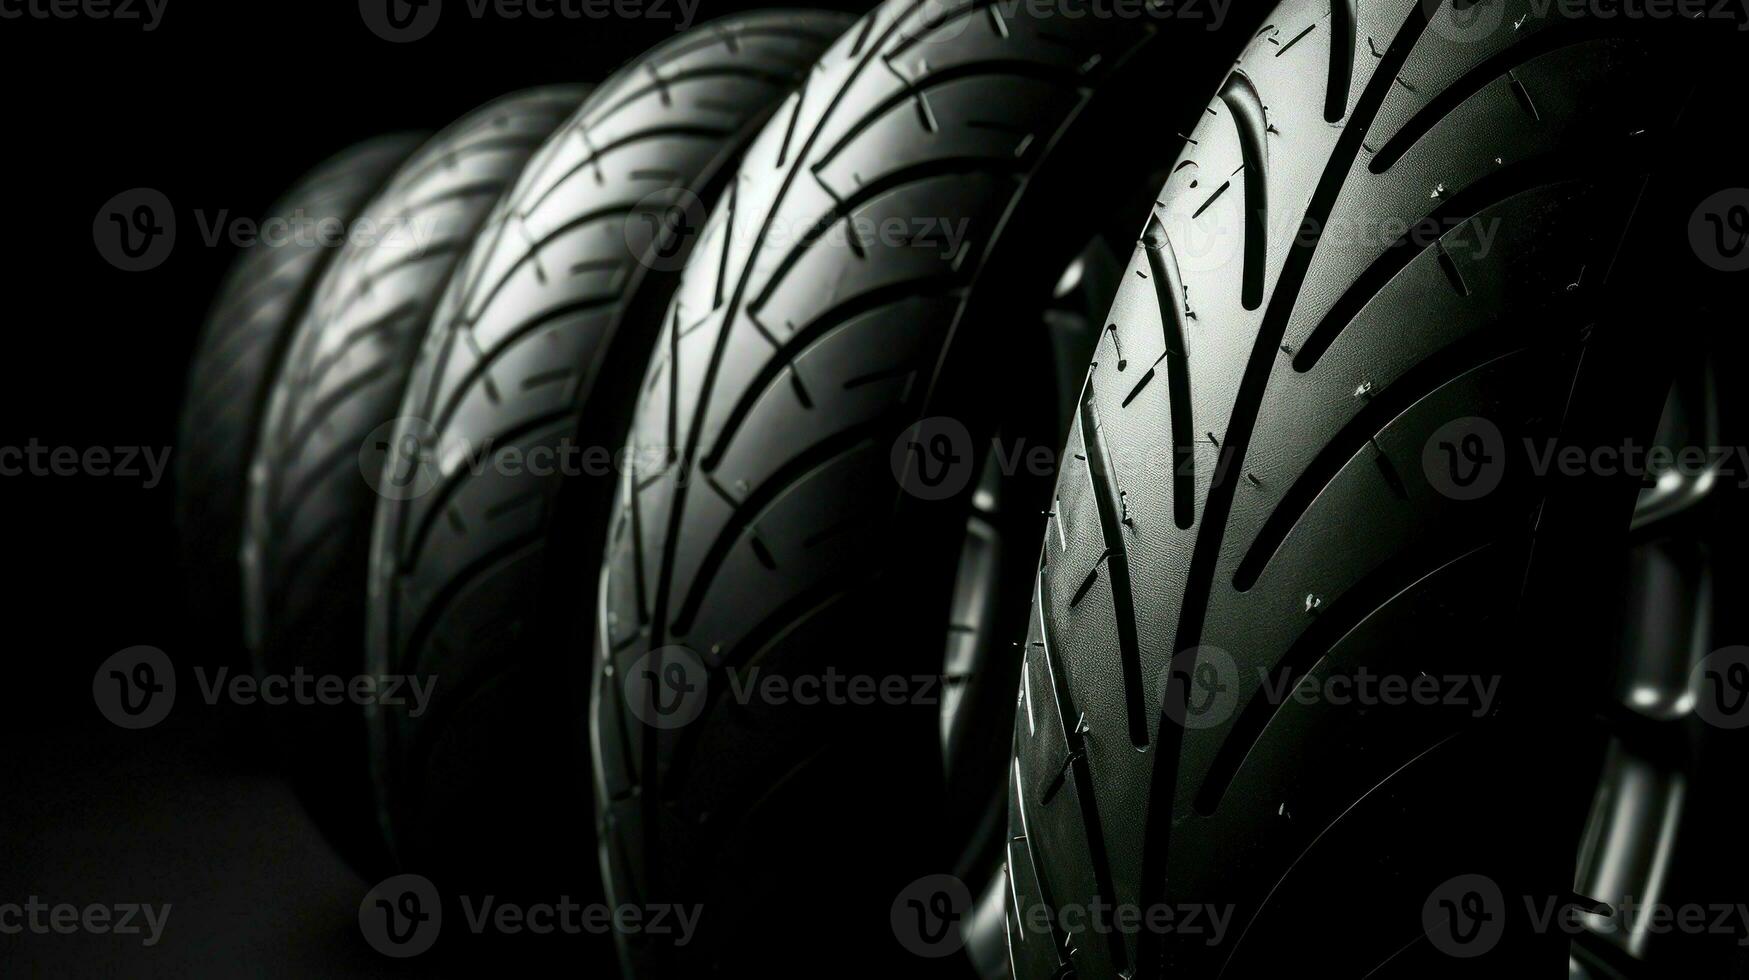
[176,1,1746,975]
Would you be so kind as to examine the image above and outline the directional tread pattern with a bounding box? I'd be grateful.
[362,12,850,875]
[238,86,587,864]
[588,0,1216,970]
[175,135,421,644]
[1010,1,1705,976]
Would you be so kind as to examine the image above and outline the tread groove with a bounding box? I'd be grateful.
[1292,155,1633,373]
[1195,540,1500,816]
[1325,0,1356,121]
[1078,385,1149,748]
[1366,28,1624,174]
[1036,570,1130,974]
[1234,337,1536,592]
[1143,11,1437,970]
[1143,217,1196,530]
[1217,70,1270,311]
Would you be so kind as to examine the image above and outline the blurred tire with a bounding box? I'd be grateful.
[588,0,1260,972]
[241,86,590,873]
[176,135,422,655]
[365,10,853,897]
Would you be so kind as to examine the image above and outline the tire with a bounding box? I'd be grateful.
[1009,2,1744,978]
[589,1,1261,972]
[176,135,423,653]
[364,11,853,898]
[241,85,590,873]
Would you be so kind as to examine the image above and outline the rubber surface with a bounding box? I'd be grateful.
[364,11,852,894]
[589,0,1260,972]
[1009,1,1741,976]
[176,135,423,652]
[240,86,589,872]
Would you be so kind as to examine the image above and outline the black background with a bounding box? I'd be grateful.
[0,1,857,974]
[1,0,859,729]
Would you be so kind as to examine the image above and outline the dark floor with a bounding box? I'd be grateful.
[1,713,436,977]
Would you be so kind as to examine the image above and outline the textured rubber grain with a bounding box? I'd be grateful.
[241,86,588,872]
[1009,2,1738,977]
[364,11,852,894]
[590,0,1262,972]
[176,135,422,650]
